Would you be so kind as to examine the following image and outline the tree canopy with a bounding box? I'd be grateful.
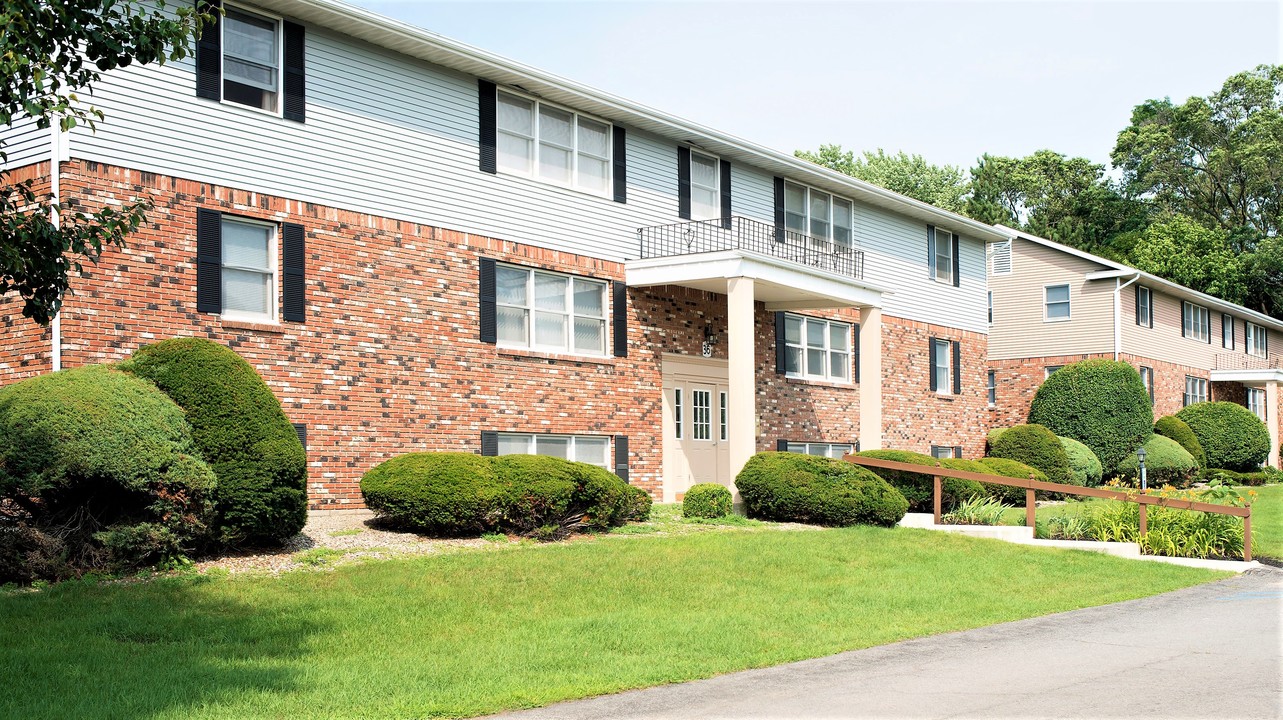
[795,146,968,214]
[1,0,212,325]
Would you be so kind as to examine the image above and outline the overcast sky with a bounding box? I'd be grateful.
[347,1,1281,171]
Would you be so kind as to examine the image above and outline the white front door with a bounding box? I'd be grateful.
[662,355,731,502]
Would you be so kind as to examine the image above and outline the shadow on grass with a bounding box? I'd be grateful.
[0,575,323,719]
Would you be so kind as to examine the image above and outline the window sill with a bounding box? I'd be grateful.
[783,375,855,390]
[220,318,290,334]
[495,347,615,367]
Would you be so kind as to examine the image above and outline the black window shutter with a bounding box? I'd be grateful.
[281,223,306,323]
[776,439,789,452]
[291,423,307,451]
[612,281,628,358]
[282,21,306,122]
[614,435,629,482]
[612,126,627,203]
[478,80,497,174]
[775,311,787,374]
[926,225,936,278]
[677,146,691,220]
[773,177,785,242]
[853,323,861,384]
[953,445,963,459]
[719,159,732,230]
[480,431,498,457]
[195,0,222,100]
[478,257,496,343]
[1134,285,1142,326]
[928,336,939,392]
[952,340,962,395]
[196,208,222,314]
[1181,303,1188,338]
[951,233,961,288]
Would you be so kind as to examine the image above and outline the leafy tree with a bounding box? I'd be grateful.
[1,0,212,325]
[1127,215,1247,304]
[796,145,968,213]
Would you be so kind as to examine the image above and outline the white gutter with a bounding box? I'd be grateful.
[49,121,67,372]
[1113,273,1141,360]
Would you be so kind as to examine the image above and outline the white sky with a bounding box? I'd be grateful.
[347,0,1282,171]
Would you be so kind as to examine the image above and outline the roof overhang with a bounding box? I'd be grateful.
[1210,369,1283,387]
[251,0,1011,244]
[626,250,887,310]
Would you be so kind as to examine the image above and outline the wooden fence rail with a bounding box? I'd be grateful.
[844,455,1253,562]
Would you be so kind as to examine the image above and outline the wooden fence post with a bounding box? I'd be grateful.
[933,472,942,525]
[1139,503,1148,539]
[1244,509,1252,562]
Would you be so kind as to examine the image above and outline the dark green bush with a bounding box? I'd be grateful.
[360,452,638,538]
[121,338,307,547]
[852,450,984,512]
[683,483,732,519]
[0,366,217,583]
[1116,434,1198,487]
[1205,468,1275,487]
[624,484,653,521]
[1154,415,1207,469]
[989,424,1076,486]
[1058,436,1103,487]
[985,427,1007,453]
[1027,359,1153,475]
[1176,402,1271,472]
[736,452,907,527]
[976,457,1048,505]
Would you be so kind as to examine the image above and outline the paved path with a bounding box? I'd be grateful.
[493,570,1282,720]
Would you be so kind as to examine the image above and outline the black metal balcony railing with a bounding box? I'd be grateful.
[637,216,865,280]
[1215,353,1282,371]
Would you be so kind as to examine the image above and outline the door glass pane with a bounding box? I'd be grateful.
[497,434,530,456]
[535,436,570,459]
[496,266,528,305]
[573,318,604,354]
[575,436,609,467]
[719,392,727,441]
[222,221,271,270]
[222,269,271,315]
[692,390,711,441]
[674,388,683,439]
[496,306,528,344]
[534,311,566,347]
[533,273,567,311]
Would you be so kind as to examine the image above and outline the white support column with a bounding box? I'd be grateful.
[1268,380,1280,469]
[859,306,883,451]
[726,277,757,500]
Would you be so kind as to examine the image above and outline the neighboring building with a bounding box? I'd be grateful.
[987,229,1283,468]
[0,0,1007,508]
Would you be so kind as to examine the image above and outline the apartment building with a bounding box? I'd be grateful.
[0,0,1007,507]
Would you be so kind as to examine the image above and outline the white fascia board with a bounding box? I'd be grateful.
[1210,369,1283,386]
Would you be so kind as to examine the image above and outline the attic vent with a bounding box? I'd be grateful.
[990,240,1013,275]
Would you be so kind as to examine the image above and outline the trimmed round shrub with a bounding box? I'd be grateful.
[1059,436,1104,487]
[988,424,1076,486]
[360,452,638,537]
[976,457,1048,504]
[0,366,217,582]
[1116,434,1197,487]
[683,483,732,519]
[121,338,307,547]
[1027,359,1153,475]
[1154,415,1207,469]
[736,452,907,527]
[850,450,982,513]
[986,427,1007,453]
[1176,402,1270,472]
[624,484,654,521]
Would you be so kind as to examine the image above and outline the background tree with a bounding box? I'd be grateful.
[0,0,212,325]
[795,145,969,213]
[1127,215,1247,304]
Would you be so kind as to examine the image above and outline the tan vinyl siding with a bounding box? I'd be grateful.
[1121,287,1283,370]
[988,238,1114,360]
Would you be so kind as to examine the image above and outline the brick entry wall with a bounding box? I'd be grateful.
[0,161,993,505]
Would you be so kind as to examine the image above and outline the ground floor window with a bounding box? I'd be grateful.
[1183,376,1208,406]
[986,370,996,407]
[496,433,610,469]
[1140,366,1154,405]
[785,442,854,459]
[1247,388,1267,422]
[930,445,960,460]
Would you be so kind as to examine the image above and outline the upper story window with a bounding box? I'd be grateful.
[497,433,610,469]
[221,216,277,322]
[495,264,607,355]
[785,442,854,459]
[931,228,955,284]
[223,7,281,112]
[1222,314,1235,349]
[1182,302,1210,343]
[782,314,852,382]
[783,181,854,251]
[1044,284,1071,321]
[1136,286,1152,327]
[496,90,611,194]
[689,151,720,220]
[1246,321,1267,358]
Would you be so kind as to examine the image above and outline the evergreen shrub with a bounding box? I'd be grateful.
[735,452,907,527]
[1027,359,1153,474]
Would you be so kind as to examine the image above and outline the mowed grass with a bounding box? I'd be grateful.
[1,525,1225,719]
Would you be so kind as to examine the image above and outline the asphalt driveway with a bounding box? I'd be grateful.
[493,569,1282,720]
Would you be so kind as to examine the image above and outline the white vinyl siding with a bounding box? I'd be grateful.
[496,433,609,468]
[0,114,50,169]
[495,265,607,356]
[1183,302,1210,343]
[496,89,610,195]
[783,314,851,382]
[785,442,854,459]
[1044,284,1071,321]
[220,216,276,322]
[688,151,719,221]
[1183,376,1208,406]
[1247,322,1267,357]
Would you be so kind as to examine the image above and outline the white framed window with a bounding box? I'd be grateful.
[930,445,960,460]
[1136,286,1152,328]
[988,239,1012,275]
[496,89,611,194]
[719,392,728,442]
[1246,321,1267,358]
[691,389,712,441]
[987,291,993,325]
[689,151,720,221]
[783,314,852,382]
[1183,302,1210,343]
[1183,376,1208,406]
[783,181,854,251]
[1045,365,1064,378]
[986,370,996,407]
[1044,285,1071,321]
[1140,366,1154,405]
[786,442,854,459]
[931,338,952,395]
[494,265,607,356]
[673,388,683,439]
[1247,388,1267,422]
[932,228,955,284]
[1222,314,1235,349]
[496,433,610,469]
[220,216,277,322]
[222,5,281,113]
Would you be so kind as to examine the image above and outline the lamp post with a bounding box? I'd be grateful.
[1137,446,1148,493]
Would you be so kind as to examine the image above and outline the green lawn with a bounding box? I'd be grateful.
[1,521,1225,719]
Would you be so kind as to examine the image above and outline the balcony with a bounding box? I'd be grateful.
[638,216,865,281]
[1215,354,1282,371]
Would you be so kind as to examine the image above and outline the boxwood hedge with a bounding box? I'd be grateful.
[735,452,907,527]
[989,424,1076,486]
[1027,359,1152,475]
[1116,434,1198,487]
[1059,436,1104,487]
[976,457,1049,504]
[1153,415,1207,469]
[683,483,732,519]
[1176,402,1270,472]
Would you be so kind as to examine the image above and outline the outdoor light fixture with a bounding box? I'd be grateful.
[702,326,718,358]
[1137,446,1148,492]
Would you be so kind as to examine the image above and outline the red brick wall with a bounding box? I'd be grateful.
[0,161,995,505]
[1,162,55,381]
